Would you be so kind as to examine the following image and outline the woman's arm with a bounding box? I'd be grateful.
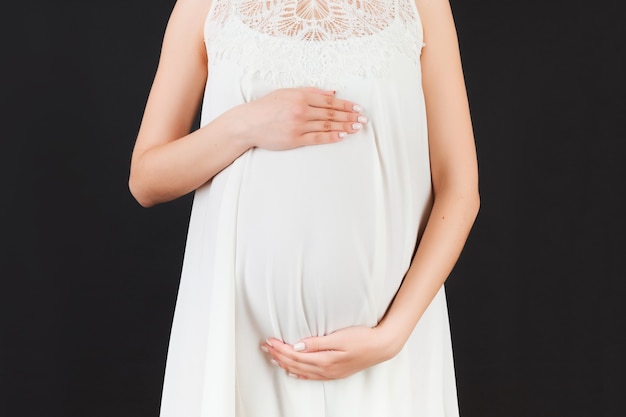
[263,0,480,380]
[129,0,366,207]
[129,0,217,207]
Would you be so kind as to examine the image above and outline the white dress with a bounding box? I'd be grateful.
[159,1,459,416]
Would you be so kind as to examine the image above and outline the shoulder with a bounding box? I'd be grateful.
[412,0,455,34]
[411,0,459,54]
[159,0,214,61]
[165,0,214,42]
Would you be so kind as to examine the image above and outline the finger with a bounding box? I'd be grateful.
[270,350,338,380]
[262,343,325,379]
[306,107,367,124]
[265,339,301,361]
[270,353,326,378]
[301,120,364,135]
[263,341,350,380]
[301,87,336,96]
[276,350,351,381]
[262,338,288,357]
[307,93,362,112]
[298,131,348,145]
[293,333,346,353]
[269,343,342,368]
[284,365,330,381]
[265,340,309,363]
[265,337,283,348]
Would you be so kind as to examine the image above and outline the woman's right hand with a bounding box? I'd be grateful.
[240,87,368,151]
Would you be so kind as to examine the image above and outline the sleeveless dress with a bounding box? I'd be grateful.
[159,1,459,416]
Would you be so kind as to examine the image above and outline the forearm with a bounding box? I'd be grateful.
[129,105,251,207]
[129,87,364,207]
[376,187,479,355]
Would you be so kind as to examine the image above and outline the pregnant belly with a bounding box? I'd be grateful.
[233,139,414,343]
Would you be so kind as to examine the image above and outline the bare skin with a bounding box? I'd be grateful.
[130,0,479,381]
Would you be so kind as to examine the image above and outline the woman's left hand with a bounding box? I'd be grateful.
[261,326,398,380]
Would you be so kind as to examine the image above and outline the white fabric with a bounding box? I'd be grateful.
[205,0,423,88]
[159,1,459,416]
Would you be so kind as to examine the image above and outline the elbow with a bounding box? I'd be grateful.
[442,184,480,224]
[129,153,161,208]
[470,191,480,222]
[470,189,480,215]
[460,187,480,230]
[461,185,480,222]
[128,174,157,208]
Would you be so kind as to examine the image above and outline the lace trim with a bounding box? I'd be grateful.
[204,0,424,88]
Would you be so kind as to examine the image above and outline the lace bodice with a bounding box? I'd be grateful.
[204,0,424,88]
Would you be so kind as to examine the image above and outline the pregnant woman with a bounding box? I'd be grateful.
[129,0,479,416]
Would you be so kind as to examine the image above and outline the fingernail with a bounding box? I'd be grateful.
[353,104,363,112]
[270,359,279,367]
[261,345,269,353]
[357,116,368,124]
[338,131,347,138]
[293,342,306,352]
[288,373,298,378]
[266,338,274,347]
[352,123,362,130]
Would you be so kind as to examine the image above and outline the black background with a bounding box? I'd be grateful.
[2,1,624,416]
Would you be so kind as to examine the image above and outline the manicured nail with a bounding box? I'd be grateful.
[266,338,274,347]
[357,116,368,124]
[293,342,306,352]
[261,345,269,353]
[288,373,298,378]
[270,359,279,367]
[353,104,363,112]
[338,132,347,138]
[352,123,362,130]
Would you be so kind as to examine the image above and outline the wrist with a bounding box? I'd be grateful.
[372,323,406,361]
[221,103,256,151]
